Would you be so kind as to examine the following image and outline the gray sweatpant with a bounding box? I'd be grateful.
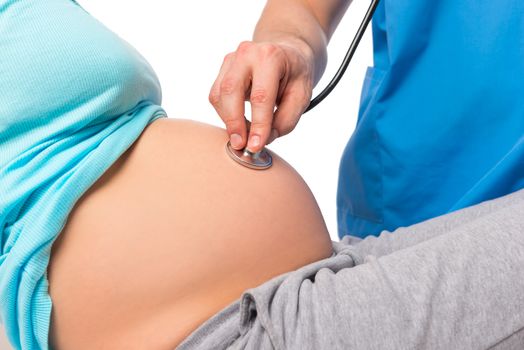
[176,189,524,350]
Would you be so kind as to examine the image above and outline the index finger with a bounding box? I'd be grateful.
[246,55,286,153]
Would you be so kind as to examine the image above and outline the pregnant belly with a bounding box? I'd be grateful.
[47,117,333,350]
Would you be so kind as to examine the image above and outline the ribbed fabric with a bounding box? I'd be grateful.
[0,1,167,349]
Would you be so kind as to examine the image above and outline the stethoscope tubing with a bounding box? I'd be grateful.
[304,0,381,113]
[225,0,380,170]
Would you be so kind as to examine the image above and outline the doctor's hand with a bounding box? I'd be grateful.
[209,39,315,153]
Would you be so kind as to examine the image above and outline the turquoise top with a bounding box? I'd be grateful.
[337,0,524,239]
[0,1,167,349]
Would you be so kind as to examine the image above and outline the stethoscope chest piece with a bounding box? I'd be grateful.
[225,140,273,170]
[223,0,380,171]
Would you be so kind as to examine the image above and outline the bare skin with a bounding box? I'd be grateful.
[210,0,350,152]
[47,117,334,350]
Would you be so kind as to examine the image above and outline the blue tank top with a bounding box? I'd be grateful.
[337,0,524,239]
[0,1,167,349]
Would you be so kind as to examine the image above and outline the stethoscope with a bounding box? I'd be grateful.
[226,0,381,170]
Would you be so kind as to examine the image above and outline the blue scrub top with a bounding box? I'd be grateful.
[337,0,524,239]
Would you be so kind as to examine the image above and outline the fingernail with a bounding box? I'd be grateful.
[267,129,279,144]
[230,133,243,149]
[247,135,260,150]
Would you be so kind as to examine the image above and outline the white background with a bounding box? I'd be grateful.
[0,1,373,348]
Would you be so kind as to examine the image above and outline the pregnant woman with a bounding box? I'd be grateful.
[1,1,523,350]
[0,1,332,348]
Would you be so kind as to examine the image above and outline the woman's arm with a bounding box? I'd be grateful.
[209,0,352,153]
[253,0,352,85]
